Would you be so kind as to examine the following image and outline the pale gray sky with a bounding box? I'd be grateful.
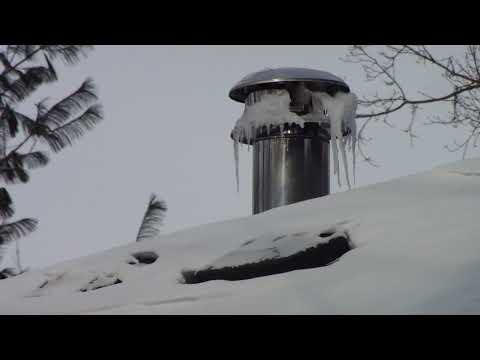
[4,45,476,269]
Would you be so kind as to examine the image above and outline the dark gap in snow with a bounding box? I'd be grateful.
[292,232,308,237]
[272,235,287,242]
[129,251,159,265]
[80,279,122,292]
[38,280,49,289]
[79,276,123,292]
[241,239,256,247]
[181,235,353,284]
[450,171,480,177]
[0,268,19,280]
[319,231,335,238]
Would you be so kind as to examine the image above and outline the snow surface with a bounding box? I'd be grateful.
[204,223,352,270]
[1,158,480,314]
[232,90,358,192]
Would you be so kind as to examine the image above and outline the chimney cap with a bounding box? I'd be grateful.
[229,67,350,103]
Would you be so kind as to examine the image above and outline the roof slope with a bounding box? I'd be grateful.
[1,158,480,314]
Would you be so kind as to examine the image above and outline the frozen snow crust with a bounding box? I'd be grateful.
[1,158,480,314]
[232,89,358,192]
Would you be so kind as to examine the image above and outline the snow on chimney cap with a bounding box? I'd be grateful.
[229,67,350,103]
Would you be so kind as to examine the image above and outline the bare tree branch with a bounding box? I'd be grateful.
[342,45,480,161]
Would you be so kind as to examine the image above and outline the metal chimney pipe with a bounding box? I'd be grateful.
[229,67,350,214]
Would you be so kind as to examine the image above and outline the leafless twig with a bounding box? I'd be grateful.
[343,45,480,162]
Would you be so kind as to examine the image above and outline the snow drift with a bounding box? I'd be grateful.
[1,158,480,314]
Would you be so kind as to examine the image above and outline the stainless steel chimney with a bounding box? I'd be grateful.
[229,67,350,215]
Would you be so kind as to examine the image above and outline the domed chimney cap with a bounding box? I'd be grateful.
[229,67,350,103]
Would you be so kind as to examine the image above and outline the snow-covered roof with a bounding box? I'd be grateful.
[1,158,480,314]
[229,67,350,103]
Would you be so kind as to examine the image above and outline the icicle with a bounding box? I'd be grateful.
[311,92,327,125]
[331,136,341,187]
[338,91,358,187]
[317,91,359,190]
[231,88,357,192]
[233,138,240,193]
[340,136,351,189]
[352,132,357,185]
[335,106,351,189]
[318,93,340,186]
[348,94,358,185]
[286,129,289,154]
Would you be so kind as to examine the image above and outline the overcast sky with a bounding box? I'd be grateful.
[3,45,478,270]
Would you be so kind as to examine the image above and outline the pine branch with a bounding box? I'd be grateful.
[136,194,167,242]
[0,218,37,246]
[0,45,98,270]
[43,54,57,80]
[7,45,40,61]
[0,158,30,184]
[0,46,45,95]
[41,45,94,65]
[2,45,91,79]
[0,104,31,137]
[42,103,103,152]
[0,149,49,184]
[39,78,98,128]
[35,97,51,119]
[0,247,9,271]
[0,120,6,158]
[0,64,58,103]
[0,45,91,104]
[19,115,47,138]
[16,151,49,170]
[0,82,102,162]
[0,188,14,219]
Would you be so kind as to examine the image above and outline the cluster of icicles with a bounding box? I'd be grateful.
[232,88,358,192]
